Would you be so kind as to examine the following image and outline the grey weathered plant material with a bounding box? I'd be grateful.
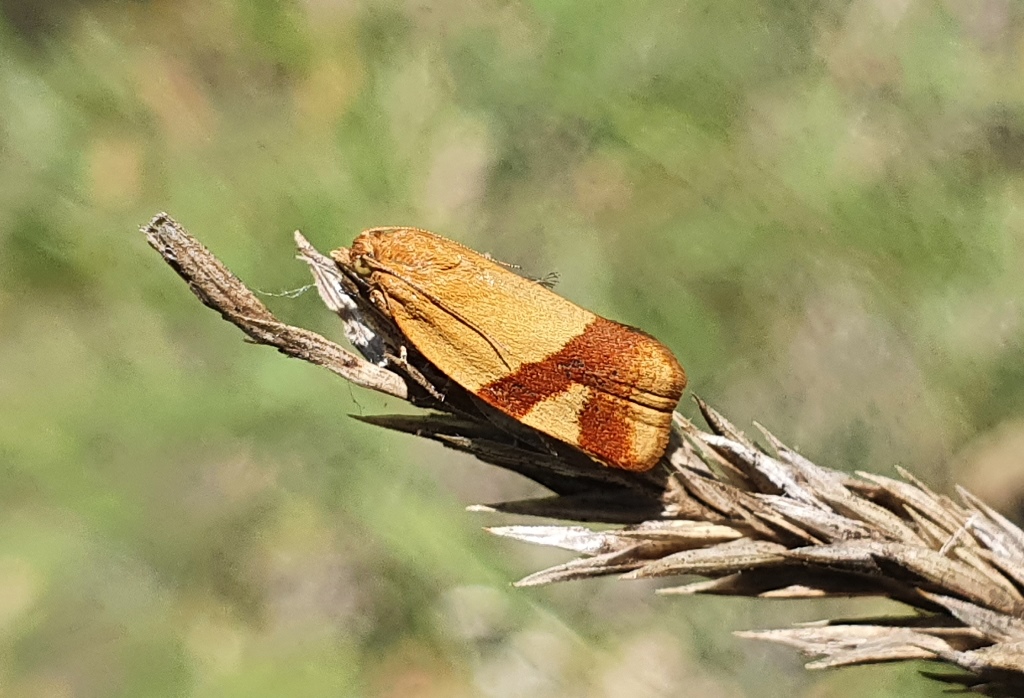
[142,213,1024,696]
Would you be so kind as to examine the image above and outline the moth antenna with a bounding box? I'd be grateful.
[484,253,557,289]
[483,253,521,271]
[486,254,557,289]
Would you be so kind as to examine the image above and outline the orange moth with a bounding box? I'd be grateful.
[332,228,686,471]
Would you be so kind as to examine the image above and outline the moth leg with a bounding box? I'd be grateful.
[368,288,391,317]
[386,345,445,402]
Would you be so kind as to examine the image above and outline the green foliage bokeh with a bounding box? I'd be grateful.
[1,1,1023,696]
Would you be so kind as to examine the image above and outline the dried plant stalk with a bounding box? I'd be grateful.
[142,213,1024,696]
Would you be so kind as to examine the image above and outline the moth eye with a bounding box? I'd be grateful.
[353,256,373,277]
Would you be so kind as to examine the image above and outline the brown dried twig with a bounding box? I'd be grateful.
[142,213,1024,696]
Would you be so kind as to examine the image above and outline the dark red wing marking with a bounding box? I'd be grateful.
[477,318,669,465]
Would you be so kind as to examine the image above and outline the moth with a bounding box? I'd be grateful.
[332,228,686,471]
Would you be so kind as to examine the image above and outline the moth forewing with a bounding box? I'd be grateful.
[334,227,686,472]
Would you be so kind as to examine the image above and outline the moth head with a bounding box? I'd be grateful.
[352,255,373,277]
[347,233,381,278]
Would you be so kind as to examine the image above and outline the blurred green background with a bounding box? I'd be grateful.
[2,0,1023,695]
